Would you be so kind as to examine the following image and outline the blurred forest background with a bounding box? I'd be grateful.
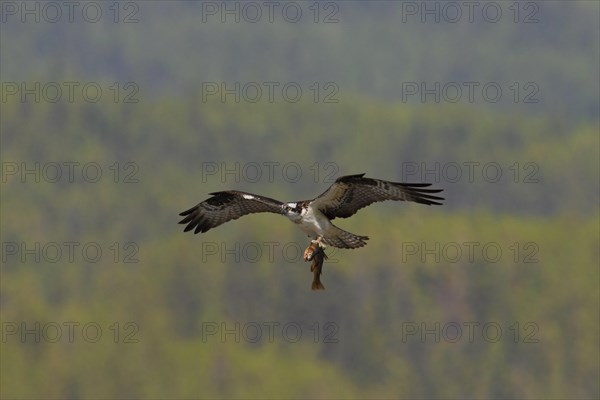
[1,1,599,399]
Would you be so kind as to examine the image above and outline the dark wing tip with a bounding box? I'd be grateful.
[180,211,211,234]
[178,203,210,233]
[398,183,445,205]
[409,196,444,206]
[416,195,445,205]
[400,182,432,188]
[179,206,197,217]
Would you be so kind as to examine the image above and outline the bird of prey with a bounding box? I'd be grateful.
[179,173,444,249]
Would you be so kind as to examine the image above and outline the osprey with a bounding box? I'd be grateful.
[179,173,444,249]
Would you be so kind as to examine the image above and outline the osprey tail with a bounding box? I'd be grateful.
[321,224,369,249]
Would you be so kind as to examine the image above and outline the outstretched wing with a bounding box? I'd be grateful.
[179,191,284,234]
[311,173,444,220]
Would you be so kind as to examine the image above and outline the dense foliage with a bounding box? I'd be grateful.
[2,95,598,398]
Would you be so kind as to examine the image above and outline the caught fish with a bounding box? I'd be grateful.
[304,241,327,290]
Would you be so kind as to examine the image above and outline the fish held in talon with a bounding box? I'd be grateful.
[304,240,321,261]
[309,244,327,291]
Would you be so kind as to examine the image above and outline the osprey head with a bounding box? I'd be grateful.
[283,202,302,220]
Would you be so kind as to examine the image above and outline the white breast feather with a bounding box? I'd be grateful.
[297,205,330,237]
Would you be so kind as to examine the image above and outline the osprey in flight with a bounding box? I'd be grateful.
[179,173,444,249]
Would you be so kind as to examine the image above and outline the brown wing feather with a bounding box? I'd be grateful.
[178,191,284,234]
[312,173,444,220]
